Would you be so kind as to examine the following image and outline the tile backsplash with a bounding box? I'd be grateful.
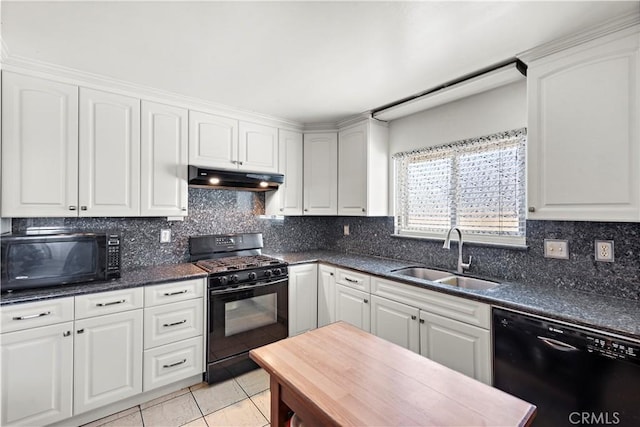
[11,188,640,300]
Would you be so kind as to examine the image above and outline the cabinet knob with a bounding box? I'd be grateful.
[364,299,369,304]
[411,315,417,320]
[280,208,284,212]
[63,331,71,337]
[362,208,366,213]
[80,206,87,211]
[419,319,425,324]
[181,207,187,211]
[528,207,536,213]
[69,206,77,211]
[304,209,309,212]
[238,161,244,165]
[77,329,85,334]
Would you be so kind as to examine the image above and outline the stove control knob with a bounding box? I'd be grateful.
[273,268,282,276]
[265,270,273,278]
[230,274,239,283]
[248,272,257,281]
[218,276,228,286]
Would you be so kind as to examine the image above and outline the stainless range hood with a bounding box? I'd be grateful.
[188,166,284,192]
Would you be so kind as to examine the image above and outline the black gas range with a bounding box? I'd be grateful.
[189,233,289,384]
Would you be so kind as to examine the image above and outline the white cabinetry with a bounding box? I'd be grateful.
[303,132,338,215]
[188,110,278,173]
[370,295,419,353]
[335,268,371,332]
[0,298,74,427]
[141,101,188,216]
[337,120,389,216]
[73,288,144,414]
[79,88,140,216]
[1,72,79,217]
[288,264,318,336]
[527,31,640,221]
[265,129,304,216]
[317,264,336,327]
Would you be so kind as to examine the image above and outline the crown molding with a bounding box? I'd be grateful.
[518,11,640,64]
[0,53,306,131]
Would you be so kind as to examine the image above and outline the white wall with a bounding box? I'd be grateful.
[387,80,526,211]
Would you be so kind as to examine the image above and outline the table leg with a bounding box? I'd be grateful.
[270,376,290,427]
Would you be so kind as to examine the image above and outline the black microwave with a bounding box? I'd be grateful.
[1,231,121,291]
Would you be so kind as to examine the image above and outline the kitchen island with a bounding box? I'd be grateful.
[250,321,536,427]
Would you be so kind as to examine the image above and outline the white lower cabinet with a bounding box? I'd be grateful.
[143,336,203,391]
[317,264,336,327]
[419,311,491,385]
[1,322,74,426]
[370,295,419,353]
[144,298,203,349]
[335,284,370,332]
[74,309,143,414]
[288,264,318,336]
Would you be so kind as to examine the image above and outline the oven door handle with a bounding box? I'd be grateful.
[209,278,288,295]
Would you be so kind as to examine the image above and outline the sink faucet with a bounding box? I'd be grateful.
[443,227,472,274]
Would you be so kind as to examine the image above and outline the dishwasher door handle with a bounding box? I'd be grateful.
[537,336,579,352]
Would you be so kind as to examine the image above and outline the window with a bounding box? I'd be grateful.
[394,128,526,246]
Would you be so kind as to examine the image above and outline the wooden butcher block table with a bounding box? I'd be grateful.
[250,321,536,427]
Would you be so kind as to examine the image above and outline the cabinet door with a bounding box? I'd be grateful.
[141,101,188,216]
[1,322,73,426]
[338,124,367,216]
[317,264,336,327]
[266,130,303,216]
[288,264,318,336]
[79,88,140,216]
[188,110,238,169]
[527,33,640,221]
[238,121,278,173]
[370,295,419,353]
[335,284,370,332]
[419,311,491,385]
[74,310,143,414]
[1,72,79,217]
[303,133,338,215]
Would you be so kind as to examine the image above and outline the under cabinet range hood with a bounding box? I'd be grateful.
[188,166,284,191]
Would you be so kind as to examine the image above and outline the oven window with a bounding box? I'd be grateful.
[7,241,97,280]
[225,293,277,336]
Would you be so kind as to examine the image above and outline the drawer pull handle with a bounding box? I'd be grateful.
[13,311,51,320]
[163,319,187,327]
[164,290,188,296]
[163,358,187,369]
[344,277,358,283]
[96,299,126,307]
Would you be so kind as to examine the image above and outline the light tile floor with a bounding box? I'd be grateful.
[81,369,271,427]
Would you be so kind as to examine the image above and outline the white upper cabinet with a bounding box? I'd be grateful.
[141,101,188,216]
[265,129,303,216]
[188,110,238,169]
[527,31,640,221]
[303,132,338,215]
[79,88,140,216]
[238,121,278,173]
[338,120,389,216]
[1,72,79,217]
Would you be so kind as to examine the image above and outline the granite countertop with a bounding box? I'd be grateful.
[0,263,208,305]
[266,250,640,340]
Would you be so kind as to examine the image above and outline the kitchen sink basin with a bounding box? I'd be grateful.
[391,267,453,281]
[435,275,500,290]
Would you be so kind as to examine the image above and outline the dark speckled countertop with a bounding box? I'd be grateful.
[0,263,207,305]
[265,250,640,340]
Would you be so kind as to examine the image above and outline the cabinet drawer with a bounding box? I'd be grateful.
[144,299,203,349]
[336,268,370,292]
[75,288,144,319]
[1,297,74,333]
[372,277,490,329]
[145,279,205,307]
[143,336,203,391]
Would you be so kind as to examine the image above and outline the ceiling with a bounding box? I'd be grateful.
[2,1,638,124]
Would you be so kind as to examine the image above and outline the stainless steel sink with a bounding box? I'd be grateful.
[435,275,500,290]
[391,267,454,281]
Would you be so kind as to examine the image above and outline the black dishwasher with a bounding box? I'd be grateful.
[493,308,640,427]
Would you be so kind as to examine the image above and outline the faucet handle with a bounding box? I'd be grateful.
[461,256,472,271]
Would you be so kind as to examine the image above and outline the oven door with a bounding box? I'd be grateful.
[208,277,288,363]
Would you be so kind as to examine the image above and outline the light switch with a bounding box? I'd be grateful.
[544,239,569,259]
[343,225,350,236]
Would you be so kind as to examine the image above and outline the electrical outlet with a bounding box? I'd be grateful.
[343,225,350,236]
[595,240,614,262]
[160,229,171,243]
[543,239,569,259]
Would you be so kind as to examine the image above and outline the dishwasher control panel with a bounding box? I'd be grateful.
[586,335,639,361]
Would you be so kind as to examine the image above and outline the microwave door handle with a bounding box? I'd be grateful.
[209,277,288,295]
[537,336,579,352]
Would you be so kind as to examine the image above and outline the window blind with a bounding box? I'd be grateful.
[394,128,526,244]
